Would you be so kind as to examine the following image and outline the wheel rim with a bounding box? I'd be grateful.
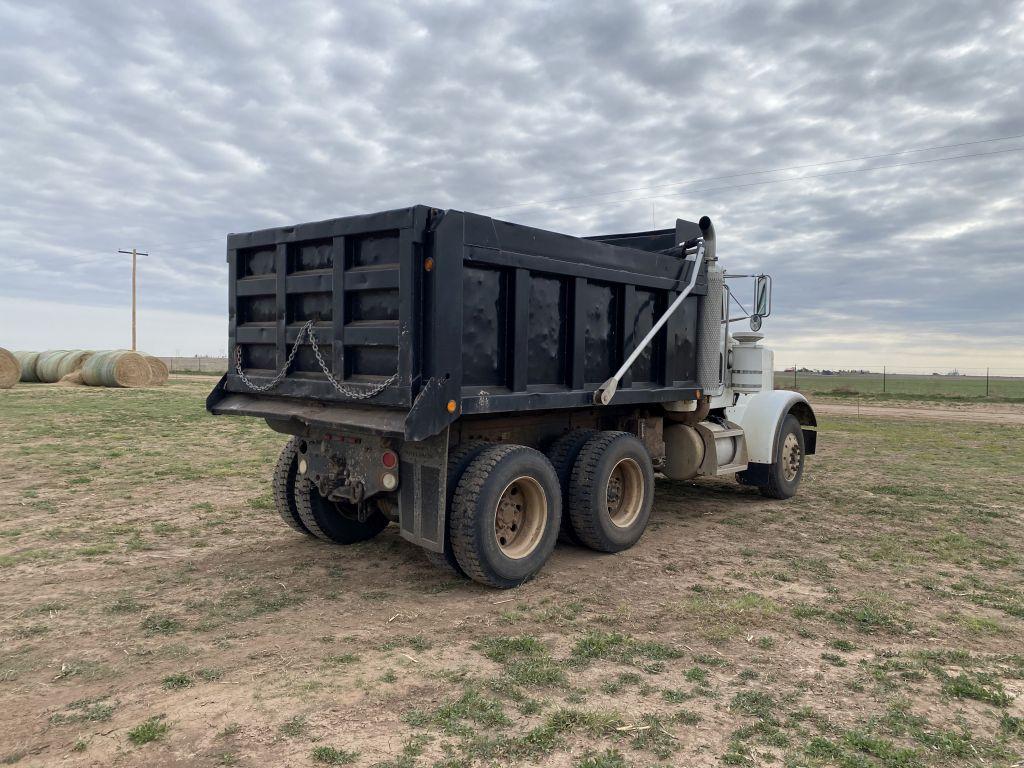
[606,458,644,528]
[494,476,548,559]
[782,432,802,482]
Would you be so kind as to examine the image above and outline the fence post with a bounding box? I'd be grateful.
[882,365,886,393]
[986,367,990,397]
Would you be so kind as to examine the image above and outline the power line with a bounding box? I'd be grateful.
[482,131,1024,213]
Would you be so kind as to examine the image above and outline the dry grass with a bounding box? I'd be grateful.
[0,378,1022,766]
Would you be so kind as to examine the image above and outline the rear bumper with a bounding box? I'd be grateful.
[209,390,408,436]
[207,373,455,441]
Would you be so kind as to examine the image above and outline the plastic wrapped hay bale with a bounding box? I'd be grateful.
[14,351,41,382]
[35,350,70,383]
[81,350,153,387]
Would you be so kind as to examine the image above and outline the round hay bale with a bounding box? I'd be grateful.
[143,355,169,385]
[81,350,152,388]
[35,350,70,383]
[14,351,41,382]
[56,350,94,379]
[0,347,19,389]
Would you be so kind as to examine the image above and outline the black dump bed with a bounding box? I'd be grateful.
[208,206,707,440]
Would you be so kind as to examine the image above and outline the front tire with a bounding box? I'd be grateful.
[449,445,561,589]
[294,478,390,544]
[760,414,805,499]
[568,432,654,553]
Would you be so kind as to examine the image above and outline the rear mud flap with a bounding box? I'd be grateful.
[398,428,449,552]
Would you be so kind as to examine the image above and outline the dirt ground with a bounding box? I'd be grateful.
[814,400,1024,425]
[1,378,1022,767]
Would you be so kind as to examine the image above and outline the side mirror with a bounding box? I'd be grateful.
[753,275,772,318]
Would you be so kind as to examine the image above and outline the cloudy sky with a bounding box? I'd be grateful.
[1,0,1022,372]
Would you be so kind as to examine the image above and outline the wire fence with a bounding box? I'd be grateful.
[160,356,228,375]
[774,366,1024,400]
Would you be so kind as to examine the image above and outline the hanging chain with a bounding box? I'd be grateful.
[307,321,398,399]
[234,318,397,399]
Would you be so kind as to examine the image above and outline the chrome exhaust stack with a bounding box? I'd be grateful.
[696,216,725,396]
[698,215,716,262]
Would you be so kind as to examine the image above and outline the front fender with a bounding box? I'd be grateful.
[726,390,817,464]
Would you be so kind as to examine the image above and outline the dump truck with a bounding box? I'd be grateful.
[207,207,817,587]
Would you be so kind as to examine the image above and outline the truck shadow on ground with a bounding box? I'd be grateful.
[654,475,768,508]
[178,477,770,600]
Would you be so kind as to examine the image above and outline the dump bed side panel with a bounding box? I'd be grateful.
[425,212,706,421]
[225,207,431,408]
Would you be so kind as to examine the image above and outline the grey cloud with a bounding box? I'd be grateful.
[0,0,1021,365]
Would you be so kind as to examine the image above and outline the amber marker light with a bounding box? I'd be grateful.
[424,257,435,272]
[446,399,457,413]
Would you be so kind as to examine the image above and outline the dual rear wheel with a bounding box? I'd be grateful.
[271,437,388,545]
[445,432,655,588]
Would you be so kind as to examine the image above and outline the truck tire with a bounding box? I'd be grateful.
[450,444,561,589]
[545,429,597,545]
[294,478,389,544]
[760,414,804,500]
[272,437,313,536]
[425,441,490,577]
[568,432,654,553]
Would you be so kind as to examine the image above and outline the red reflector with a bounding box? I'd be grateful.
[382,451,398,469]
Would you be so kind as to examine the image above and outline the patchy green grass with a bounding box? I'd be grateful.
[49,698,116,725]
[310,746,358,765]
[941,673,1011,707]
[406,688,512,735]
[140,614,183,635]
[475,634,567,687]
[570,631,684,670]
[831,594,913,635]
[161,673,193,690]
[279,714,308,737]
[1,379,1022,766]
[127,716,169,745]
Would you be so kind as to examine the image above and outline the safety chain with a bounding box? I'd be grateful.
[234,318,398,399]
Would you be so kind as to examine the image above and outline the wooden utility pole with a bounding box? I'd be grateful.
[118,248,148,351]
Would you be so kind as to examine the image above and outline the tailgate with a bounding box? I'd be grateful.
[225,206,432,408]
